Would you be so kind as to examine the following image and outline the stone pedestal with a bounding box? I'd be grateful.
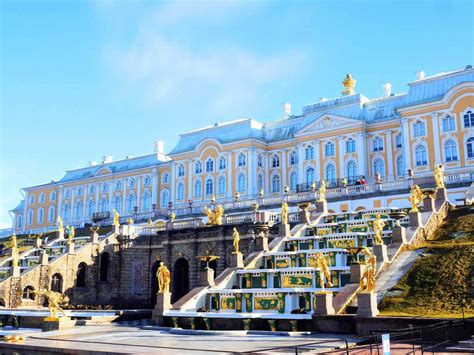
[35,237,42,248]
[391,225,407,243]
[57,229,64,240]
[357,292,379,317]
[372,244,388,264]
[436,187,448,203]
[11,265,20,278]
[42,316,75,332]
[231,252,244,268]
[350,263,366,283]
[409,211,422,227]
[40,251,49,265]
[299,210,311,225]
[67,242,75,255]
[153,292,172,325]
[112,224,120,235]
[423,196,436,212]
[200,267,215,286]
[256,232,269,252]
[279,224,291,237]
[166,221,173,230]
[316,201,328,214]
[314,292,335,315]
[91,231,99,244]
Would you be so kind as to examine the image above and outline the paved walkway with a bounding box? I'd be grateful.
[0,324,363,354]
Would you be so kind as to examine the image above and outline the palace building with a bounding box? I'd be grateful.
[10,66,474,234]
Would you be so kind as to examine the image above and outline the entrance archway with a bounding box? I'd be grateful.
[173,258,189,303]
[51,273,63,293]
[150,260,161,305]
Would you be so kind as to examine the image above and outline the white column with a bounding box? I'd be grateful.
[57,187,63,220]
[227,152,233,199]
[169,162,175,204]
[152,169,158,206]
[70,188,75,222]
[108,181,113,213]
[297,145,305,184]
[281,150,287,189]
[82,185,88,221]
[95,184,99,212]
[121,179,127,214]
[356,132,367,177]
[401,118,412,171]
[264,154,270,194]
[248,149,255,197]
[187,160,193,201]
[338,138,345,178]
[314,140,321,181]
[136,176,142,211]
[431,112,441,165]
[23,191,29,233]
[385,130,394,180]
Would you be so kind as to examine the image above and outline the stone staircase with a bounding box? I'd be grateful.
[447,336,474,353]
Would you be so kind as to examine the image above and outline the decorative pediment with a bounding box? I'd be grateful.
[295,114,364,137]
[95,167,112,176]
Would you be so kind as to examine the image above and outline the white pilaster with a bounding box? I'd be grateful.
[121,179,127,214]
[264,154,270,194]
[57,187,63,222]
[297,145,305,184]
[248,149,255,197]
[431,112,441,165]
[227,152,233,199]
[356,132,367,177]
[281,150,287,189]
[136,176,141,211]
[108,181,113,214]
[187,160,193,201]
[70,188,75,222]
[314,140,321,181]
[152,169,158,206]
[169,162,175,204]
[23,191,29,233]
[385,130,394,180]
[95,184,99,212]
[401,118,412,172]
[82,185,88,221]
[338,138,345,178]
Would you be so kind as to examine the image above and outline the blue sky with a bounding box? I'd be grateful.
[1,0,473,227]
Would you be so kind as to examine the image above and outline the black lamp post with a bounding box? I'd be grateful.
[133,206,138,221]
[188,199,193,216]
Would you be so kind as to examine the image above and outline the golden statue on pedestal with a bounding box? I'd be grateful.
[434,164,445,189]
[67,226,75,244]
[360,252,377,293]
[372,214,385,245]
[409,184,423,212]
[56,216,63,232]
[113,209,120,227]
[342,73,356,96]
[314,253,333,291]
[34,289,66,319]
[232,228,240,254]
[127,217,134,225]
[10,234,19,268]
[281,201,289,225]
[204,205,224,226]
[318,181,327,203]
[156,262,170,293]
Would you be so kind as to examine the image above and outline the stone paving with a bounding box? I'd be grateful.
[0,324,363,354]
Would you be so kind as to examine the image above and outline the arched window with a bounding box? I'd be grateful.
[178,164,185,177]
[238,153,246,167]
[237,174,246,192]
[463,110,474,127]
[373,137,384,152]
[325,142,335,157]
[413,120,426,137]
[39,193,45,203]
[99,198,108,213]
[206,159,214,172]
[63,203,70,220]
[63,189,70,199]
[51,273,63,293]
[88,185,95,194]
[162,173,169,184]
[101,183,109,192]
[17,215,23,229]
[194,180,202,198]
[306,167,315,184]
[128,178,136,189]
[195,161,202,174]
[272,154,280,168]
[442,115,455,132]
[87,200,95,217]
[346,138,356,153]
[50,191,56,201]
[219,157,226,170]
[346,161,357,182]
[99,253,110,282]
[467,137,474,158]
[141,191,151,211]
[218,177,226,194]
[373,159,385,177]
[27,209,33,225]
[37,208,44,224]
[29,195,35,204]
[115,180,122,190]
[74,201,82,220]
[205,178,214,195]
[144,176,151,186]
[271,175,280,193]
[22,286,35,300]
[76,187,83,196]
[290,172,297,190]
[161,189,169,208]
[305,146,314,160]
[257,174,264,191]
[325,163,336,181]
[444,140,458,162]
[48,206,55,222]
[396,155,404,177]
[76,263,87,287]
[415,145,428,166]
[177,183,185,200]
[113,195,121,213]
[288,151,297,165]
[126,194,136,213]
[257,154,264,168]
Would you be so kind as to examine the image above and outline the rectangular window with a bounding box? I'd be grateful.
[346,140,356,153]
[395,135,402,148]
[442,117,455,132]
[413,122,426,137]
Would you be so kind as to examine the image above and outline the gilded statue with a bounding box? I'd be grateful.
[113,209,120,227]
[204,205,224,226]
[11,234,19,268]
[314,253,333,290]
[156,262,170,293]
[434,164,445,189]
[56,216,63,232]
[372,214,385,245]
[11,233,17,249]
[318,181,327,203]
[360,253,377,293]
[232,227,240,254]
[127,217,134,225]
[281,201,289,225]
[342,73,356,96]
[409,184,424,212]
[34,289,66,319]
[67,226,75,244]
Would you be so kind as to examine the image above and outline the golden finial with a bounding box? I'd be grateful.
[342,73,356,96]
